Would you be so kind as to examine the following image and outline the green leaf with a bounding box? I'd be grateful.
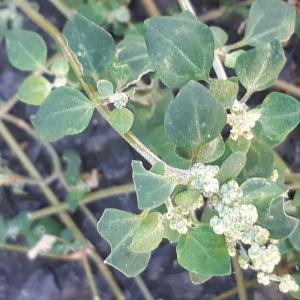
[165,81,226,155]
[217,151,246,184]
[63,13,115,80]
[210,26,228,49]
[209,79,239,109]
[132,161,176,209]
[97,80,114,98]
[176,225,231,276]
[117,34,153,86]
[109,107,134,134]
[5,30,47,71]
[289,223,300,251]
[258,92,300,145]
[241,178,287,214]
[235,40,286,92]
[174,189,201,208]
[189,272,212,285]
[258,198,298,239]
[129,212,164,253]
[33,87,94,142]
[294,190,300,207]
[194,136,225,164]
[239,139,274,181]
[145,13,214,88]
[98,209,151,277]
[66,188,86,212]
[244,0,296,47]
[17,75,51,106]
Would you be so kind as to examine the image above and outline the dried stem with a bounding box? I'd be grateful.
[0,119,125,300]
[232,256,248,300]
[141,0,160,17]
[82,255,101,300]
[29,183,135,220]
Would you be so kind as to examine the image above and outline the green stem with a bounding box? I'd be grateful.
[177,0,196,15]
[0,119,125,300]
[82,255,101,300]
[134,276,155,300]
[48,0,75,18]
[15,0,162,167]
[232,256,248,300]
[222,40,247,53]
[214,279,257,300]
[29,183,135,220]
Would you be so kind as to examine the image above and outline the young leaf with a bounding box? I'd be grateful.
[109,107,134,134]
[165,81,226,154]
[227,137,251,154]
[33,87,94,142]
[224,50,245,69]
[63,150,81,186]
[50,57,69,76]
[132,161,176,209]
[163,219,181,243]
[17,75,51,106]
[217,151,246,184]
[145,13,214,88]
[129,212,164,253]
[66,189,86,212]
[63,14,115,80]
[176,225,231,276]
[5,30,47,71]
[244,0,296,47]
[210,26,228,49]
[258,198,298,239]
[258,92,300,145]
[194,136,225,164]
[209,79,239,109]
[97,209,151,277]
[111,63,131,88]
[97,80,114,98]
[235,40,286,92]
[117,34,153,86]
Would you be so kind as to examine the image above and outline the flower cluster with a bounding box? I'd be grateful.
[209,179,298,293]
[109,92,128,109]
[227,101,261,141]
[190,163,219,197]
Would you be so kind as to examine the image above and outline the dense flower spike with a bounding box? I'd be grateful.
[227,101,261,141]
[109,92,129,108]
[190,163,220,197]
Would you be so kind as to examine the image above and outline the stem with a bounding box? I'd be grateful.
[16,0,162,168]
[82,255,101,300]
[214,279,257,300]
[232,256,248,300]
[177,0,196,15]
[0,243,71,260]
[275,79,300,98]
[222,40,247,53]
[29,183,135,220]
[48,0,75,18]
[134,276,155,300]
[0,119,125,300]
[141,0,160,17]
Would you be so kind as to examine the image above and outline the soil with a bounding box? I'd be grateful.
[0,0,299,299]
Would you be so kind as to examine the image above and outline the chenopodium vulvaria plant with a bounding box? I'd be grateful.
[5,0,300,294]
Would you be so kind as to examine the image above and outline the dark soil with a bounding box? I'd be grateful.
[0,0,299,299]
